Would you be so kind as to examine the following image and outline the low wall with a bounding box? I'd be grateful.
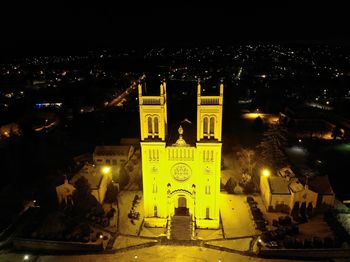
[13,238,104,252]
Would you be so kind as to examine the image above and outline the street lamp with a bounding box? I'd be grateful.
[262,169,270,177]
[101,166,111,175]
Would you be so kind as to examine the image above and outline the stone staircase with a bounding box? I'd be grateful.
[170,215,192,240]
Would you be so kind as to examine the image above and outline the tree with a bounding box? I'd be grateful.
[257,125,288,170]
[253,116,264,132]
[291,202,300,220]
[74,176,91,198]
[242,181,255,194]
[224,177,237,194]
[119,167,130,189]
[104,182,118,203]
[236,148,256,177]
[307,202,313,217]
[71,176,103,217]
[300,202,307,219]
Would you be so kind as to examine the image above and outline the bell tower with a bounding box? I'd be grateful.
[138,81,168,141]
[196,79,224,141]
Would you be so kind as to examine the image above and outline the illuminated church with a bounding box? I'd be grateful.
[138,80,223,229]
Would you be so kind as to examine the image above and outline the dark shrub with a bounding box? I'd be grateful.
[291,224,299,234]
[107,208,116,218]
[313,237,323,248]
[323,237,335,248]
[82,236,90,243]
[261,232,272,242]
[307,203,313,217]
[102,218,109,227]
[272,219,279,227]
[294,238,303,248]
[303,238,312,248]
[105,182,118,203]
[91,236,97,242]
[283,236,295,248]
[246,196,254,203]
[278,215,292,226]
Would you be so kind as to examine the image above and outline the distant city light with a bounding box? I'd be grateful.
[298,139,302,143]
[23,255,29,261]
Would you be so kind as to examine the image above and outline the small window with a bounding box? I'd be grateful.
[206,207,210,219]
[153,183,157,193]
[205,185,211,195]
[154,206,158,217]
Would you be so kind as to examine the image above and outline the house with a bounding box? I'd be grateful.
[93,145,134,167]
[260,175,291,212]
[260,167,335,214]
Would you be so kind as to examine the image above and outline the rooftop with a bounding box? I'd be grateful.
[94,145,131,156]
[289,180,304,193]
[300,175,334,195]
[268,175,291,195]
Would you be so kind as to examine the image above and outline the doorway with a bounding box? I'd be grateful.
[175,196,189,216]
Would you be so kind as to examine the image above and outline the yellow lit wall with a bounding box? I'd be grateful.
[139,81,223,229]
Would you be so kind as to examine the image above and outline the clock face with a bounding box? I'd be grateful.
[171,163,191,182]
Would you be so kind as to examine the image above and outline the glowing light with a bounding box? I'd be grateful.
[99,234,103,239]
[262,169,270,177]
[298,139,302,143]
[23,255,30,261]
[326,101,330,105]
[242,113,262,119]
[101,166,111,174]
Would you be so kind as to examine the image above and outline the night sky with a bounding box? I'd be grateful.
[0,2,349,58]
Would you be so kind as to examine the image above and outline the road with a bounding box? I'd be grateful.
[107,75,145,107]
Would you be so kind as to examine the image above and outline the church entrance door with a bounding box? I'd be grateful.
[175,196,189,216]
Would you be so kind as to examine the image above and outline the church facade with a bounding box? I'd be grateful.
[138,80,223,229]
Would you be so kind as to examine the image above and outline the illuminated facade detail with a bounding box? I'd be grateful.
[139,80,223,229]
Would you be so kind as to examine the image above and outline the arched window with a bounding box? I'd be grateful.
[147,117,153,135]
[210,117,215,135]
[154,116,159,134]
[203,117,209,135]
